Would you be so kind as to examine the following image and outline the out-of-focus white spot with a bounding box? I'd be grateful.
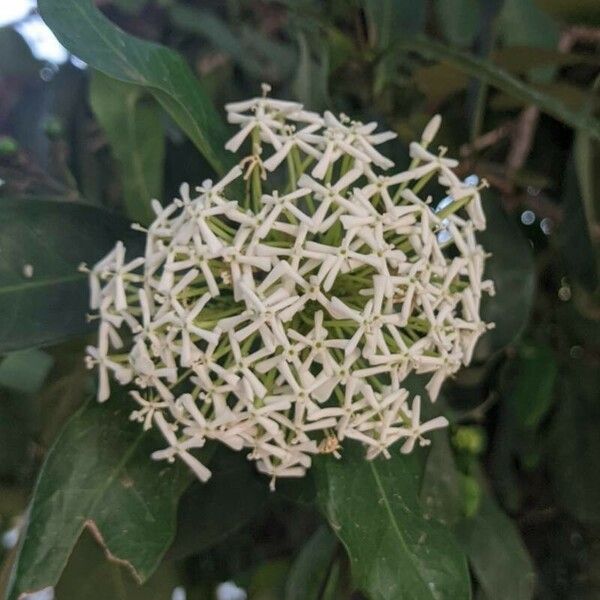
[434,195,454,245]
[171,586,186,600]
[70,55,87,70]
[216,581,247,600]
[435,196,453,213]
[22,588,54,600]
[520,210,535,226]
[434,175,479,245]
[558,284,571,302]
[0,0,35,27]
[540,217,552,235]
[16,15,68,64]
[2,526,19,549]
[0,1,84,67]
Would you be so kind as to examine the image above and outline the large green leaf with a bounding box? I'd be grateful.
[549,366,600,524]
[362,0,426,94]
[363,0,426,49]
[285,526,338,600]
[315,443,471,600]
[398,37,600,139]
[493,46,600,75]
[55,529,181,600]
[455,492,535,600]
[507,342,557,430]
[0,197,142,353]
[535,0,600,26]
[573,130,600,286]
[0,390,35,478]
[433,0,480,47]
[497,0,560,82]
[422,440,535,598]
[38,0,233,177]
[90,71,165,225]
[556,152,599,291]
[420,432,465,527]
[6,399,191,600]
[168,448,268,560]
[477,196,536,356]
[248,559,291,600]
[167,4,264,78]
[292,31,330,111]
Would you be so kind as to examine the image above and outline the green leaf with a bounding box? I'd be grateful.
[556,152,599,290]
[573,129,600,284]
[111,0,148,15]
[398,37,600,139]
[477,196,536,356]
[0,28,41,78]
[413,63,469,105]
[167,5,264,78]
[168,448,268,560]
[420,432,465,527]
[239,25,298,80]
[55,529,181,600]
[496,0,560,82]
[497,0,559,49]
[0,197,142,353]
[363,0,426,50]
[285,526,338,600]
[433,0,480,47]
[90,71,165,225]
[6,399,191,600]
[549,366,600,524]
[0,348,54,394]
[455,492,535,600]
[507,342,557,429]
[494,46,600,75]
[292,31,330,112]
[248,559,290,600]
[535,0,600,27]
[320,558,343,600]
[38,0,233,176]
[315,443,471,600]
[0,390,35,478]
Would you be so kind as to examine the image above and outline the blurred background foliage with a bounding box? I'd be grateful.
[0,0,599,598]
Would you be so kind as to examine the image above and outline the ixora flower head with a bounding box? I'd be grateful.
[84,85,495,490]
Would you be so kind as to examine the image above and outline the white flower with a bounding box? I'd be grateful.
[151,412,211,481]
[129,390,169,431]
[85,323,132,402]
[398,396,449,453]
[311,111,396,179]
[262,123,323,171]
[85,87,494,488]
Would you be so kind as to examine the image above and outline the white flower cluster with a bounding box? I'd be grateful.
[84,85,494,489]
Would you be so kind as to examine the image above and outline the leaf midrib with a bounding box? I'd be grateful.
[0,273,85,296]
[369,461,432,596]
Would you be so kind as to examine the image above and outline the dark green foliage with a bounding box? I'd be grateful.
[1,0,599,598]
[6,400,191,600]
[0,198,143,353]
